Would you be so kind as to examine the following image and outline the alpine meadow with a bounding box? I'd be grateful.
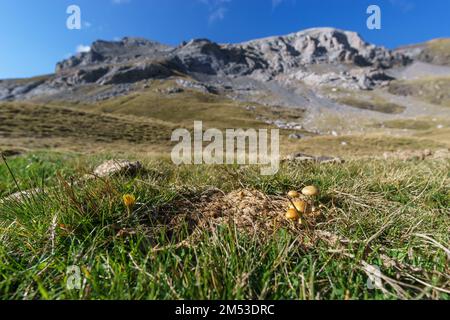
[0,0,449,302]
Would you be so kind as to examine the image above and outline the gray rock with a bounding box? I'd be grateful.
[175,78,216,94]
[99,63,174,85]
[288,133,304,139]
[1,188,42,204]
[56,37,173,73]
[92,160,143,178]
[283,153,316,163]
[1,28,410,101]
[283,152,344,164]
[238,28,407,75]
[158,87,184,94]
[315,156,345,164]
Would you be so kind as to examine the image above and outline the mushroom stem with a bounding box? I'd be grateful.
[301,186,319,214]
[306,197,313,214]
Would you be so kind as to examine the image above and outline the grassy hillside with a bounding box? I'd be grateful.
[2,102,448,161]
[0,102,175,152]
[65,79,306,131]
[0,152,448,299]
[421,39,450,66]
[282,133,448,157]
[336,96,406,114]
[388,77,450,107]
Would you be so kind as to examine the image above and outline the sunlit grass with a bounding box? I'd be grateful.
[0,152,448,300]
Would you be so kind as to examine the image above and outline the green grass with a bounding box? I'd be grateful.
[0,152,449,300]
[0,152,82,198]
[420,39,450,66]
[0,102,174,144]
[388,77,450,107]
[0,102,179,154]
[282,133,447,157]
[377,119,435,131]
[74,79,305,130]
[336,96,406,114]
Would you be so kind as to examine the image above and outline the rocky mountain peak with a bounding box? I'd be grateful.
[56,37,173,73]
[1,27,413,101]
[90,37,172,56]
[239,27,403,70]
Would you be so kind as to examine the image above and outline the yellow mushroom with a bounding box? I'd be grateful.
[285,208,299,221]
[123,194,136,208]
[301,186,319,197]
[123,194,136,216]
[301,186,319,214]
[287,190,299,198]
[290,200,307,214]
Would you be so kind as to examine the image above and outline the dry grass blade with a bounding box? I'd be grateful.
[414,233,450,259]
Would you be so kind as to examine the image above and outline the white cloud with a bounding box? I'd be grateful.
[198,0,231,24]
[83,21,92,29]
[76,45,91,53]
[209,7,228,23]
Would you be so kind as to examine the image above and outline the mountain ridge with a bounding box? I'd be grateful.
[1,27,448,103]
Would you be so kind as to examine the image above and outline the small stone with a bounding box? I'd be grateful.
[289,133,304,140]
[1,188,42,204]
[282,152,344,164]
[92,160,143,178]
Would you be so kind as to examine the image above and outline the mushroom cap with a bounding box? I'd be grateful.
[302,185,319,197]
[286,208,299,220]
[123,194,136,207]
[290,200,307,213]
[287,190,299,198]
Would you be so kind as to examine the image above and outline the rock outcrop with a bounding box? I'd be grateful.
[91,159,143,178]
[0,27,410,101]
[237,28,407,75]
[283,152,344,164]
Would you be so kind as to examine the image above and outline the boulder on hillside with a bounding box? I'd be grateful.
[283,153,344,164]
[92,160,143,178]
[0,188,42,204]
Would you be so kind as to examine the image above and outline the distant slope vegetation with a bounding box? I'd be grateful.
[0,102,174,149]
[388,77,450,107]
[78,79,305,130]
[396,38,450,66]
[419,39,450,66]
[336,96,406,114]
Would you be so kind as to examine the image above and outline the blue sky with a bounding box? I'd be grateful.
[0,0,449,79]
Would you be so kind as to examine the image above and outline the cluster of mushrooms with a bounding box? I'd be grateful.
[285,186,319,224]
